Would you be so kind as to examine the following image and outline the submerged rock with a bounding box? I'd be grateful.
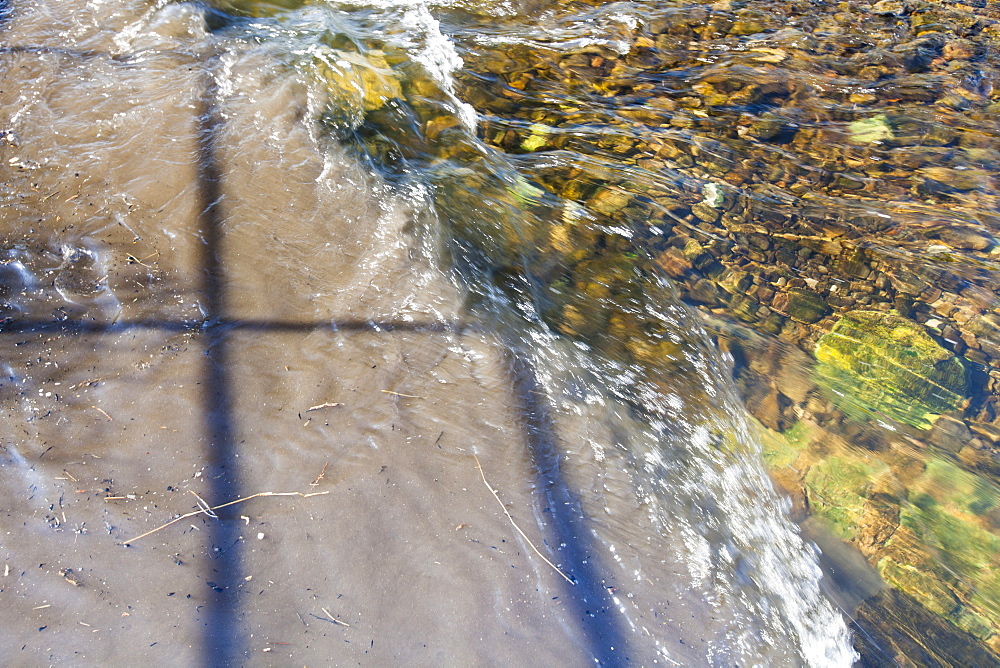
[880,458,1000,640]
[848,115,893,144]
[780,288,831,324]
[314,48,402,121]
[815,311,967,429]
[852,588,1000,667]
[203,0,307,18]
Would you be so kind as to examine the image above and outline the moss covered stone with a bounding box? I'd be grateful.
[520,123,555,152]
[848,114,893,144]
[878,558,962,619]
[815,311,967,429]
[784,287,830,324]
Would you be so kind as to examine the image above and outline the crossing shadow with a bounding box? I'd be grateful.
[0,42,632,668]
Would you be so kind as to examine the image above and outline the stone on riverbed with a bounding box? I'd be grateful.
[848,114,893,144]
[879,458,1000,640]
[206,0,307,18]
[774,287,830,324]
[814,311,967,429]
[313,48,403,124]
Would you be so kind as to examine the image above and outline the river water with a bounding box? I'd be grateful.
[2,0,997,665]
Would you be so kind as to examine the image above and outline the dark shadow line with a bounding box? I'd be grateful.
[195,61,244,667]
[0,318,199,334]
[0,317,467,335]
[500,343,630,667]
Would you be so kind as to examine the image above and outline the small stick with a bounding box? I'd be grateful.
[310,462,329,487]
[473,454,574,585]
[188,490,218,519]
[122,490,330,544]
[380,390,422,399]
[306,402,342,412]
[92,406,113,421]
[126,251,159,268]
[70,377,105,391]
[322,607,350,627]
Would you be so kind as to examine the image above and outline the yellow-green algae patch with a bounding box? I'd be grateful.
[848,114,893,144]
[759,419,811,469]
[761,417,1000,643]
[814,311,967,429]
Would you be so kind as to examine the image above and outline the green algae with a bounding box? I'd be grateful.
[868,457,1000,640]
[804,455,889,540]
[814,311,967,429]
[759,419,811,469]
[878,558,963,618]
[905,460,1000,627]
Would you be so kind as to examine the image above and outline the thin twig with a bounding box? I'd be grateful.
[188,490,218,519]
[121,490,330,545]
[125,251,159,268]
[473,454,573,585]
[321,607,350,627]
[306,402,342,412]
[310,462,330,487]
[380,390,422,399]
[70,377,105,391]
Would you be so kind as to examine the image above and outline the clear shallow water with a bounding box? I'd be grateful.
[7,0,997,665]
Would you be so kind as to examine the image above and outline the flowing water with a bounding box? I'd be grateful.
[1,0,998,665]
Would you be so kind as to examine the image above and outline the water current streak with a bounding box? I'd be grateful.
[195,62,245,665]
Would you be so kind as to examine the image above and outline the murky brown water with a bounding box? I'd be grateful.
[0,1,861,665]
